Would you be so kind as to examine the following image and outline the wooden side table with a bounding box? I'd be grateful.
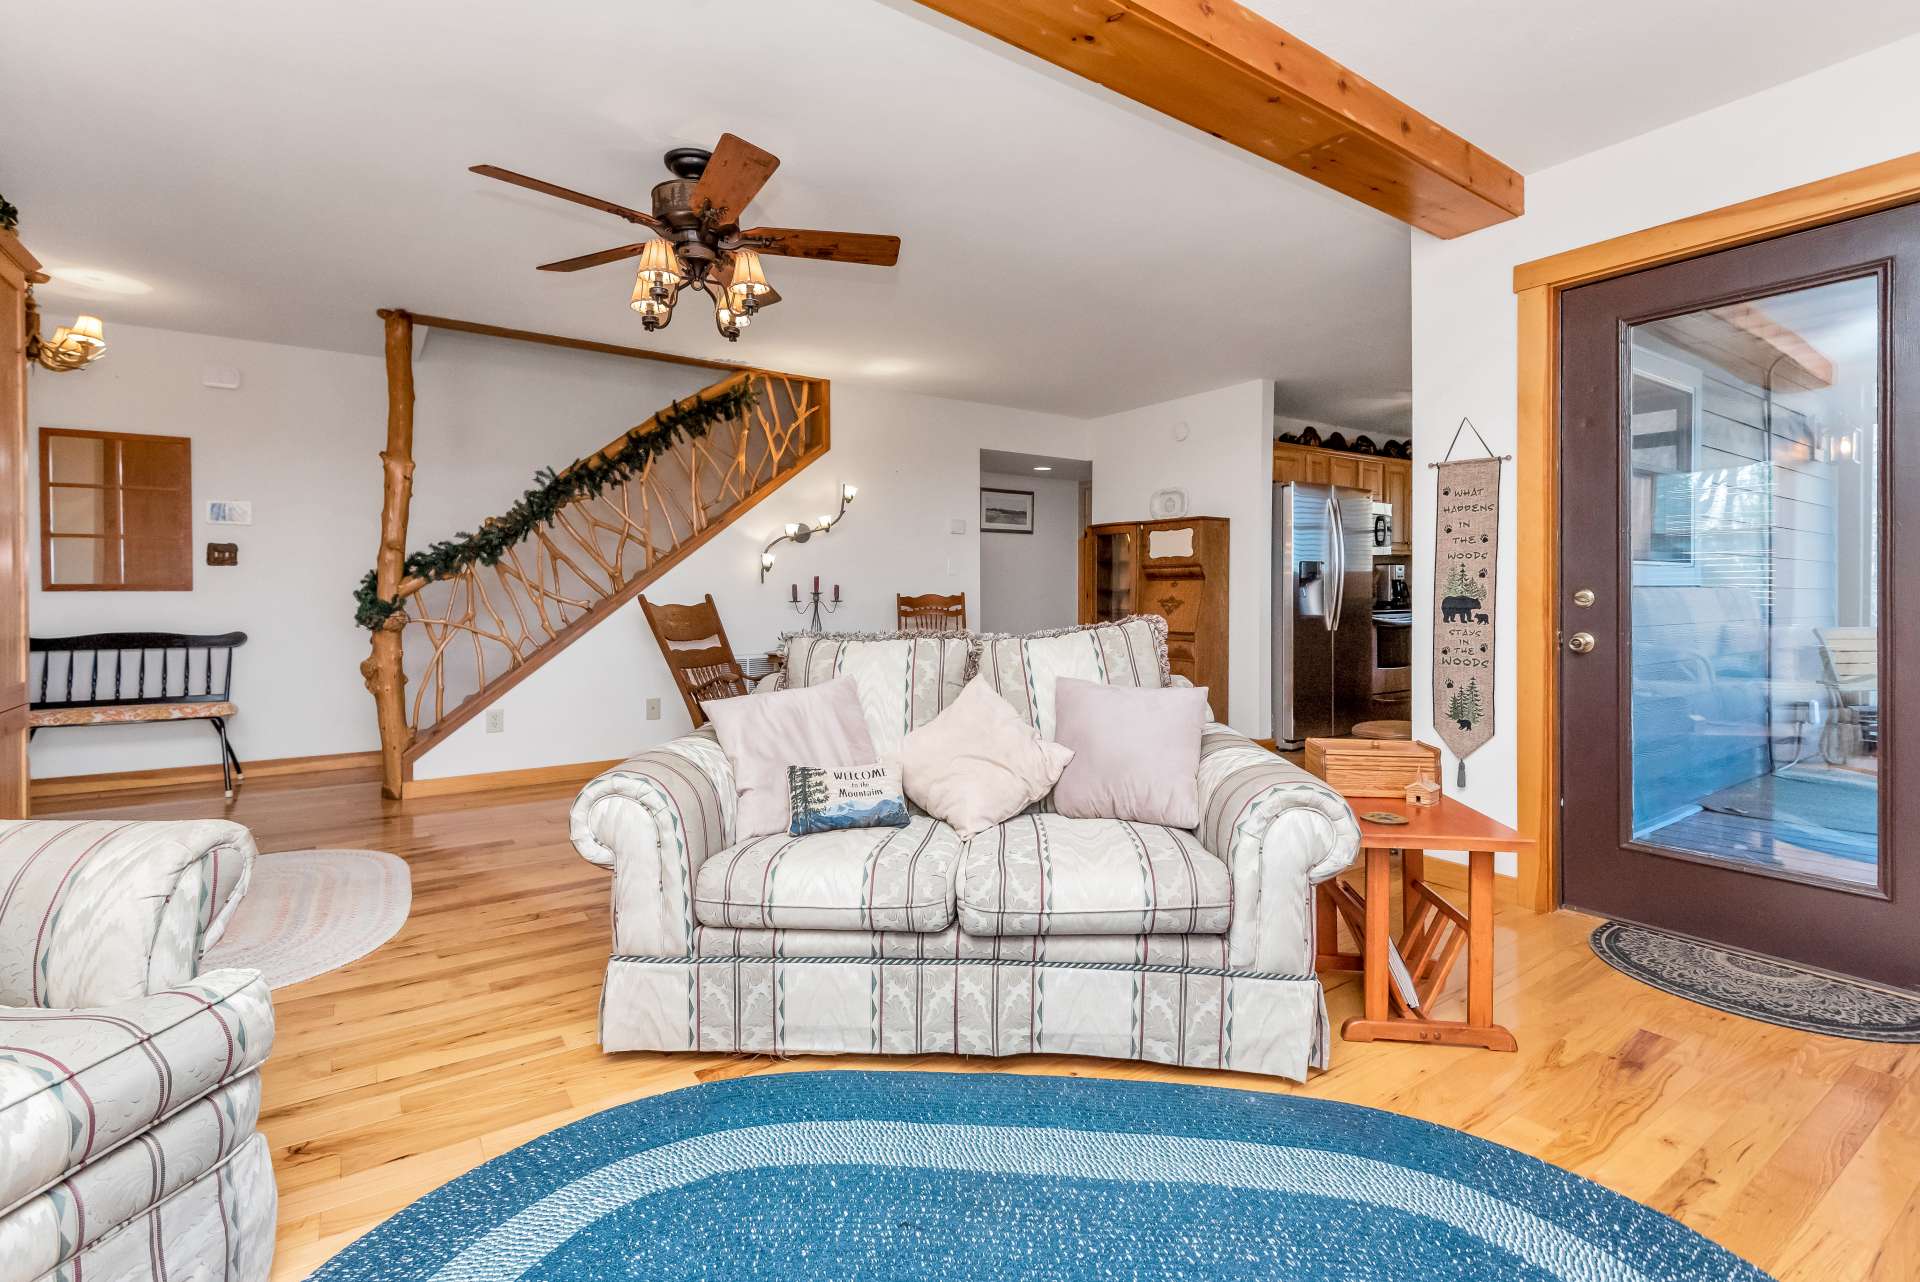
[1316,796,1532,1052]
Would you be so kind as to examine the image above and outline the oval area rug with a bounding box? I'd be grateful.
[1590,920,1920,1042]
[308,1070,1770,1282]
[204,848,410,988]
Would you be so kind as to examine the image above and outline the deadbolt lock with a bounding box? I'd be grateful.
[1572,588,1595,607]
[1567,631,1596,654]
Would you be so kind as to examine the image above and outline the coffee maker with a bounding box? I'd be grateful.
[1373,562,1408,608]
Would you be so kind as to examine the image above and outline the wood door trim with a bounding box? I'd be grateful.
[1512,147,1920,914]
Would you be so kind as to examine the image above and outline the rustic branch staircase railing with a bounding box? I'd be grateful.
[361,310,828,796]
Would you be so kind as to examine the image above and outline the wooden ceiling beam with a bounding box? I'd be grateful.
[913,0,1522,238]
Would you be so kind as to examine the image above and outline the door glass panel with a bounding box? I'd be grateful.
[1627,276,1880,889]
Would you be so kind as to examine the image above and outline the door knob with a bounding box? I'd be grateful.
[1567,632,1596,654]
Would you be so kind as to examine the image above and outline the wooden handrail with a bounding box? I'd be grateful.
[364,360,830,791]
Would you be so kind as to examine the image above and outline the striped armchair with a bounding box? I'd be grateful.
[0,819,277,1282]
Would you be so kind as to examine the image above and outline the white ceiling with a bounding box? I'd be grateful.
[1245,1,1920,174]
[7,3,1915,430]
[1,0,1410,427]
[981,448,1094,482]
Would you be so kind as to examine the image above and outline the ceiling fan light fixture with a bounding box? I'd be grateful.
[636,237,685,290]
[727,249,771,307]
[713,298,748,342]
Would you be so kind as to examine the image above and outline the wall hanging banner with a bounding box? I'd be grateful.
[1432,446,1502,786]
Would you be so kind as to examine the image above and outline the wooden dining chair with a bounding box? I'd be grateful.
[640,594,752,726]
[897,592,967,632]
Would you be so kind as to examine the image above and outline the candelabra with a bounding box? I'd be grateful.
[789,578,844,631]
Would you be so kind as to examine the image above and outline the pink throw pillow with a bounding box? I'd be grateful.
[1049,677,1209,828]
[703,676,878,839]
[896,677,1074,839]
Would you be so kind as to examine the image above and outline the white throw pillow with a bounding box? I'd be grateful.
[896,676,1074,840]
[702,676,879,839]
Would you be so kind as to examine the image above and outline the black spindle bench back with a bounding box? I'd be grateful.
[31,632,247,711]
[27,632,251,799]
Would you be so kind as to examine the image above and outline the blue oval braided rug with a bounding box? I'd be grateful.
[308,1070,1770,1282]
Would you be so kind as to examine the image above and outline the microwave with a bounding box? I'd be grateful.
[1370,501,1394,549]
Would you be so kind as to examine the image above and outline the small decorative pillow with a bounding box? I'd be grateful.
[702,676,878,839]
[787,763,911,835]
[896,676,1074,840]
[970,616,1170,738]
[1050,677,1209,828]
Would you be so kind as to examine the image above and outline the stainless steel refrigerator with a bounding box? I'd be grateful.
[1272,482,1377,747]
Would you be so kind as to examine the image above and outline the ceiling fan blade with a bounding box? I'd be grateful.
[470,165,661,228]
[738,227,900,266]
[689,134,780,223]
[536,242,654,272]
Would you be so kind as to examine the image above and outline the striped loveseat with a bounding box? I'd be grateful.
[0,819,277,1282]
[572,617,1362,1082]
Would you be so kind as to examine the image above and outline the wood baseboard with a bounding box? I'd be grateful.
[31,750,381,801]
[399,758,622,799]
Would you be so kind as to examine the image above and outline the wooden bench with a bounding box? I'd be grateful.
[30,632,249,798]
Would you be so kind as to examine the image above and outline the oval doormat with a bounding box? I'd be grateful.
[203,848,410,989]
[1590,921,1920,1042]
[308,1071,1770,1281]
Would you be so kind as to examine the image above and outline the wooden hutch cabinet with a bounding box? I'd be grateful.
[1079,516,1229,721]
[1272,442,1412,555]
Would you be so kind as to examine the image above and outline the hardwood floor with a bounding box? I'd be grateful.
[41,771,1920,1281]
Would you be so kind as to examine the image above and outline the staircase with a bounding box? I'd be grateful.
[375,366,828,778]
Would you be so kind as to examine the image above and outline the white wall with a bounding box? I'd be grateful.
[24,322,1091,780]
[978,469,1082,635]
[1090,379,1275,735]
[25,325,385,778]
[414,387,1092,777]
[1410,32,1920,864]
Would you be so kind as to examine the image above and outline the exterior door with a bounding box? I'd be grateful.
[1560,203,1919,988]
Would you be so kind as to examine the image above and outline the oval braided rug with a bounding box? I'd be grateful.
[308,1071,1770,1282]
[204,848,410,989]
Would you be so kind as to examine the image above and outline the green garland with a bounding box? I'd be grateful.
[353,381,757,630]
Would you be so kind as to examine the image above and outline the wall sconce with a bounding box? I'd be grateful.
[24,290,107,372]
[760,482,857,582]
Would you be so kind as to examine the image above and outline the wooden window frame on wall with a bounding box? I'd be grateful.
[1512,149,1920,914]
[38,427,194,592]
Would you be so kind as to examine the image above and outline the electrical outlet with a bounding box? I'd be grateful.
[646,698,662,721]
[485,709,505,734]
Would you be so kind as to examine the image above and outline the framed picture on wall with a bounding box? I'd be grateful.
[980,487,1035,534]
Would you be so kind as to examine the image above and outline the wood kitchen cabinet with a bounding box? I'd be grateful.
[1080,516,1228,721]
[1273,441,1412,555]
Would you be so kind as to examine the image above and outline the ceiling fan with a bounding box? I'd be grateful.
[472,133,901,341]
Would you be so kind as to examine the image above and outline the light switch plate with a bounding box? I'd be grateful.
[202,366,242,390]
[645,698,662,721]
[950,518,967,534]
[484,709,505,733]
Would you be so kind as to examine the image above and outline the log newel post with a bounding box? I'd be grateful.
[363,309,416,797]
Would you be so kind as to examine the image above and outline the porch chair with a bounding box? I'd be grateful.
[640,594,751,726]
[1815,626,1878,764]
[896,591,967,631]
